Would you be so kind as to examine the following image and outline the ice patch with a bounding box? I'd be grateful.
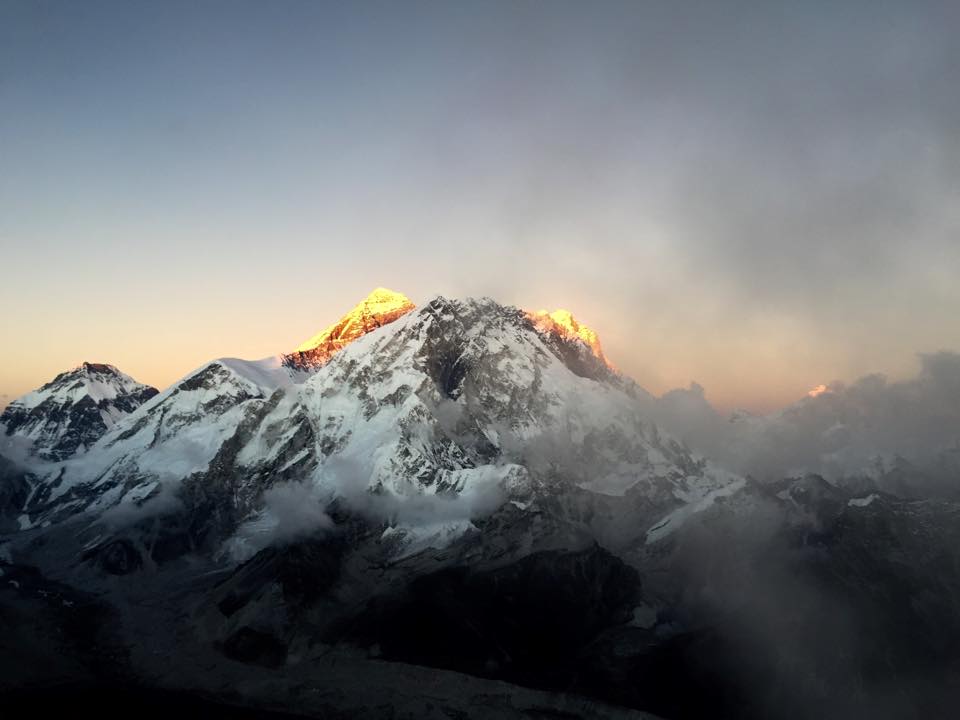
[848,493,879,508]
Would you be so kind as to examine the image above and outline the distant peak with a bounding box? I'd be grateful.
[50,362,148,391]
[285,287,416,370]
[79,362,119,374]
[526,308,613,369]
[363,287,412,305]
[807,384,830,398]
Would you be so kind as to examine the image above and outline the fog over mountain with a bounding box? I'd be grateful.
[655,351,960,497]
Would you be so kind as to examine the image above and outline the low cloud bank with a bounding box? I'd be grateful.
[654,351,960,497]
[225,457,507,562]
[323,456,506,528]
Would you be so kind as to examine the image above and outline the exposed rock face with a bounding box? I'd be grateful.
[0,362,158,460]
[0,454,34,532]
[332,545,642,685]
[282,287,416,371]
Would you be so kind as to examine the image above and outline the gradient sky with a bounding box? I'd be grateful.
[2,0,959,412]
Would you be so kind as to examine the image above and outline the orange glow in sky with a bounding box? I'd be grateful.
[3,6,959,415]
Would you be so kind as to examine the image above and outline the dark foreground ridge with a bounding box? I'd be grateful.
[1,686,314,720]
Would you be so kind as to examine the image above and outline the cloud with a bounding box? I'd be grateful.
[224,456,507,563]
[225,480,334,562]
[98,481,184,529]
[322,456,506,528]
[654,351,960,497]
[664,491,924,719]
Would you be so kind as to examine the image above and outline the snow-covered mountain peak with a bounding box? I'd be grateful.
[0,362,158,461]
[8,361,155,412]
[283,287,416,370]
[526,308,612,369]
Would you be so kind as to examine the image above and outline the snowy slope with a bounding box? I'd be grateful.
[15,357,298,526]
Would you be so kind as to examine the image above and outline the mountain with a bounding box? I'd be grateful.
[8,289,424,530]
[12,293,736,551]
[0,362,158,461]
[2,290,959,719]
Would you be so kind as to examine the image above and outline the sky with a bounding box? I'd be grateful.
[1,0,959,413]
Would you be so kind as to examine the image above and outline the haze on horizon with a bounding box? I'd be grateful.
[1,1,958,414]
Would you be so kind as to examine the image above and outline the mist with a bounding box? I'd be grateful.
[225,480,334,563]
[654,351,960,497]
[322,455,506,529]
[660,491,958,719]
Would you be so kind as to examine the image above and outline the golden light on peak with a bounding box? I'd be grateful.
[294,288,415,353]
[285,288,416,370]
[807,384,829,398]
[526,308,614,370]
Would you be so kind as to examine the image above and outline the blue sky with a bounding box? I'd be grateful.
[2,1,959,411]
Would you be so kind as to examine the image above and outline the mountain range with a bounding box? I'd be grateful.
[1,288,958,719]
